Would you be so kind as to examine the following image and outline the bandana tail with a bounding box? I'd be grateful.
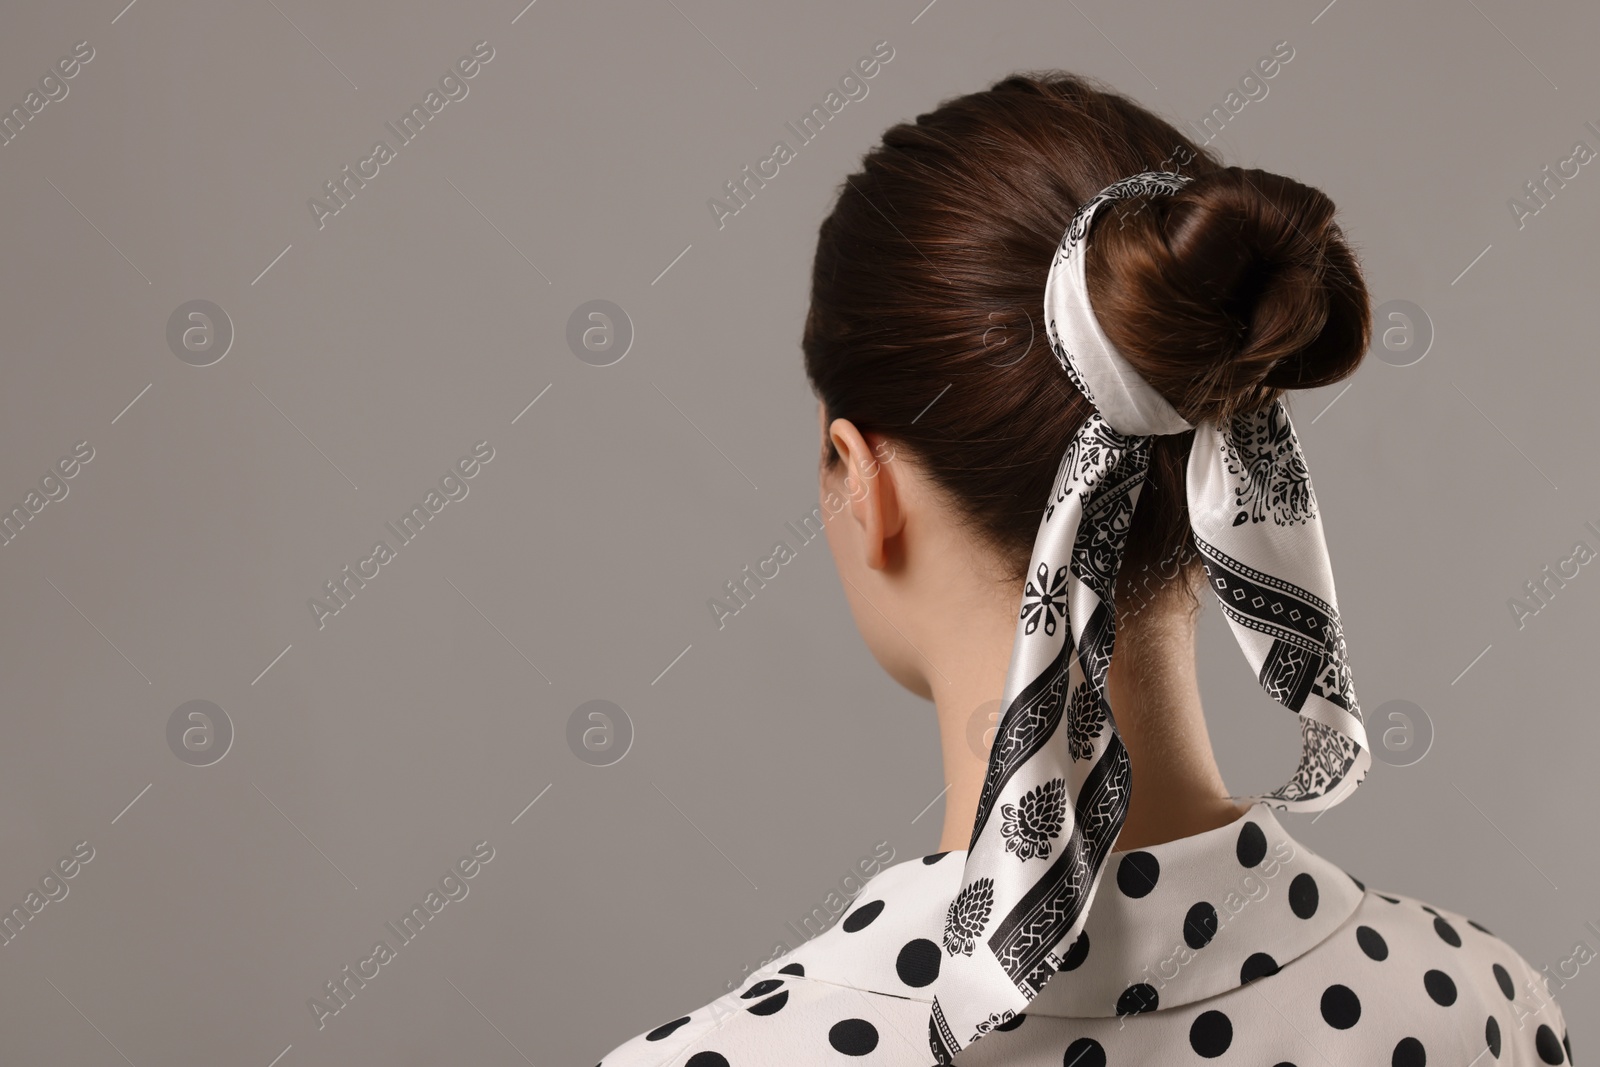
[928,422,1149,1062]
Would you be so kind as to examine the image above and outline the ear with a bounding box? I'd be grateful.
[827,417,904,570]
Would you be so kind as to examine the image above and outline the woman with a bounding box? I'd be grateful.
[598,72,1572,1066]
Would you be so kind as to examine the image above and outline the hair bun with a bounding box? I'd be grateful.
[1084,166,1370,425]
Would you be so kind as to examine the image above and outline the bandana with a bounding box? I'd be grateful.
[927,171,1372,1062]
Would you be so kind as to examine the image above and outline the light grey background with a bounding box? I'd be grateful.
[0,0,1594,1063]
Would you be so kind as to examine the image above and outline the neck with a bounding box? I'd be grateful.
[928,583,1247,855]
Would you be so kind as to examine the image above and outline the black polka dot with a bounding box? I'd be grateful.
[1378,893,1401,904]
[1492,962,1515,999]
[829,1019,879,1056]
[1347,870,1366,891]
[1061,930,1090,971]
[1357,925,1389,961]
[1184,901,1219,949]
[841,899,884,932]
[895,939,941,988]
[1117,851,1160,898]
[741,978,783,999]
[1469,918,1495,935]
[1116,982,1159,1014]
[1321,984,1361,1028]
[1562,1032,1572,1064]
[748,990,788,1016]
[1272,1064,1299,1067]
[1236,820,1268,867]
[1241,952,1280,984]
[1434,916,1462,947]
[1423,969,1457,1006]
[1063,1037,1107,1067]
[1486,1016,1502,1058]
[1290,873,1320,918]
[994,1012,1026,1032]
[1536,1024,1565,1064]
[1189,1010,1233,1057]
[923,851,949,865]
[1421,905,1441,917]
[686,1054,729,1067]
[779,962,804,976]
[646,1016,691,1040]
[1392,1037,1426,1067]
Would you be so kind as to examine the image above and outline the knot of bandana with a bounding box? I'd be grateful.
[927,172,1371,1063]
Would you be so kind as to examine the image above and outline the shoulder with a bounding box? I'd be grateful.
[595,964,928,1066]
[1336,883,1574,1064]
[593,977,747,1067]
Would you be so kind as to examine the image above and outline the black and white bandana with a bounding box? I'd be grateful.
[927,171,1372,1062]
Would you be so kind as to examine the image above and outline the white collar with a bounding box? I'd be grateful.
[782,803,1364,1018]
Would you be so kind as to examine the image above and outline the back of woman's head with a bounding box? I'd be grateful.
[802,71,1370,607]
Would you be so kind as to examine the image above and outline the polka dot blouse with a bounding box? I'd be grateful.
[597,803,1572,1065]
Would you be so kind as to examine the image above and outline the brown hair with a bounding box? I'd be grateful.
[802,71,1369,610]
